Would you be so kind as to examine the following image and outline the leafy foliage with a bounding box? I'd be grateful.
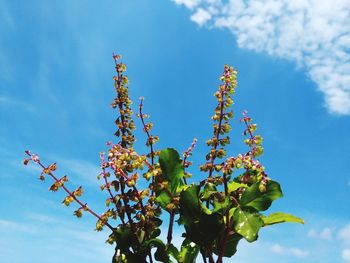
[24,54,303,263]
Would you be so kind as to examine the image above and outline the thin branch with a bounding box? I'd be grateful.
[138,97,155,166]
[182,138,197,184]
[25,152,114,231]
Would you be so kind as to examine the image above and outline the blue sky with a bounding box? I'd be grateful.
[1,0,349,262]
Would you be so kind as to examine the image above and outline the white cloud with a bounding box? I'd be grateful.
[190,8,212,26]
[339,224,350,263]
[343,249,350,263]
[172,0,200,9]
[172,0,350,115]
[0,215,112,263]
[339,224,350,246]
[270,244,309,258]
[308,227,333,240]
[26,213,59,224]
[0,219,35,233]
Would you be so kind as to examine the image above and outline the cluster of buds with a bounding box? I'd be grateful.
[182,138,198,182]
[98,142,160,233]
[23,150,40,164]
[49,175,68,191]
[23,150,114,230]
[111,54,135,148]
[136,96,161,192]
[96,210,117,231]
[200,65,238,177]
[183,138,197,168]
[97,57,162,244]
[241,111,264,157]
[240,111,268,191]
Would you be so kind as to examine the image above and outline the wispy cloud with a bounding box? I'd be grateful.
[172,0,350,115]
[343,249,350,263]
[308,227,333,240]
[270,244,309,258]
[0,219,35,233]
[25,213,59,224]
[338,224,350,262]
[339,224,350,246]
[0,95,36,113]
[172,0,200,9]
[0,214,112,263]
[52,156,101,186]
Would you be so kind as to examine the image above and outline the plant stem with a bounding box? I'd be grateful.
[138,97,157,199]
[102,166,126,225]
[182,138,197,185]
[139,97,155,166]
[36,160,114,231]
[208,88,226,178]
[208,251,215,263]
[167,210,175,245]
[119,176,136,231]
[200,249,208,263]
[217,172,234,262]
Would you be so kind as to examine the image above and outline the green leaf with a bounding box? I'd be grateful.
[212,196,232,215]
[177,239,199,263]
[148,239,169,263]
[149,228,161,239]
[159,148,185,194]
[112,226,147,263]
[213,233,242,257]
[201,190,217,200]
[180,185,224,245]
[156,189,172,210]
[184,212,224,245]
[179,185,201,225]
[113,226,137,253]
[228,182,247,193]
[167,244,179,261]
[125,253,147,263]
[262,212,304,226]
[201,183,217,199]
[233,208,263,242]
[240,180,283,211]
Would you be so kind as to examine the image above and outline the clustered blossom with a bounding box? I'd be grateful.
[182,138,198,182]
[136,96,161,188]
[23,150,113,230]
[240,111,269,192]
[111,53,135,148]
[196,64,270,262]
[137,97,160,160]
[200,65,237,176]
[95,55,163,246]
[183,138,197,168]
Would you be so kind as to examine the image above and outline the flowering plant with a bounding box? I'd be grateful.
[24,54,303,263]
